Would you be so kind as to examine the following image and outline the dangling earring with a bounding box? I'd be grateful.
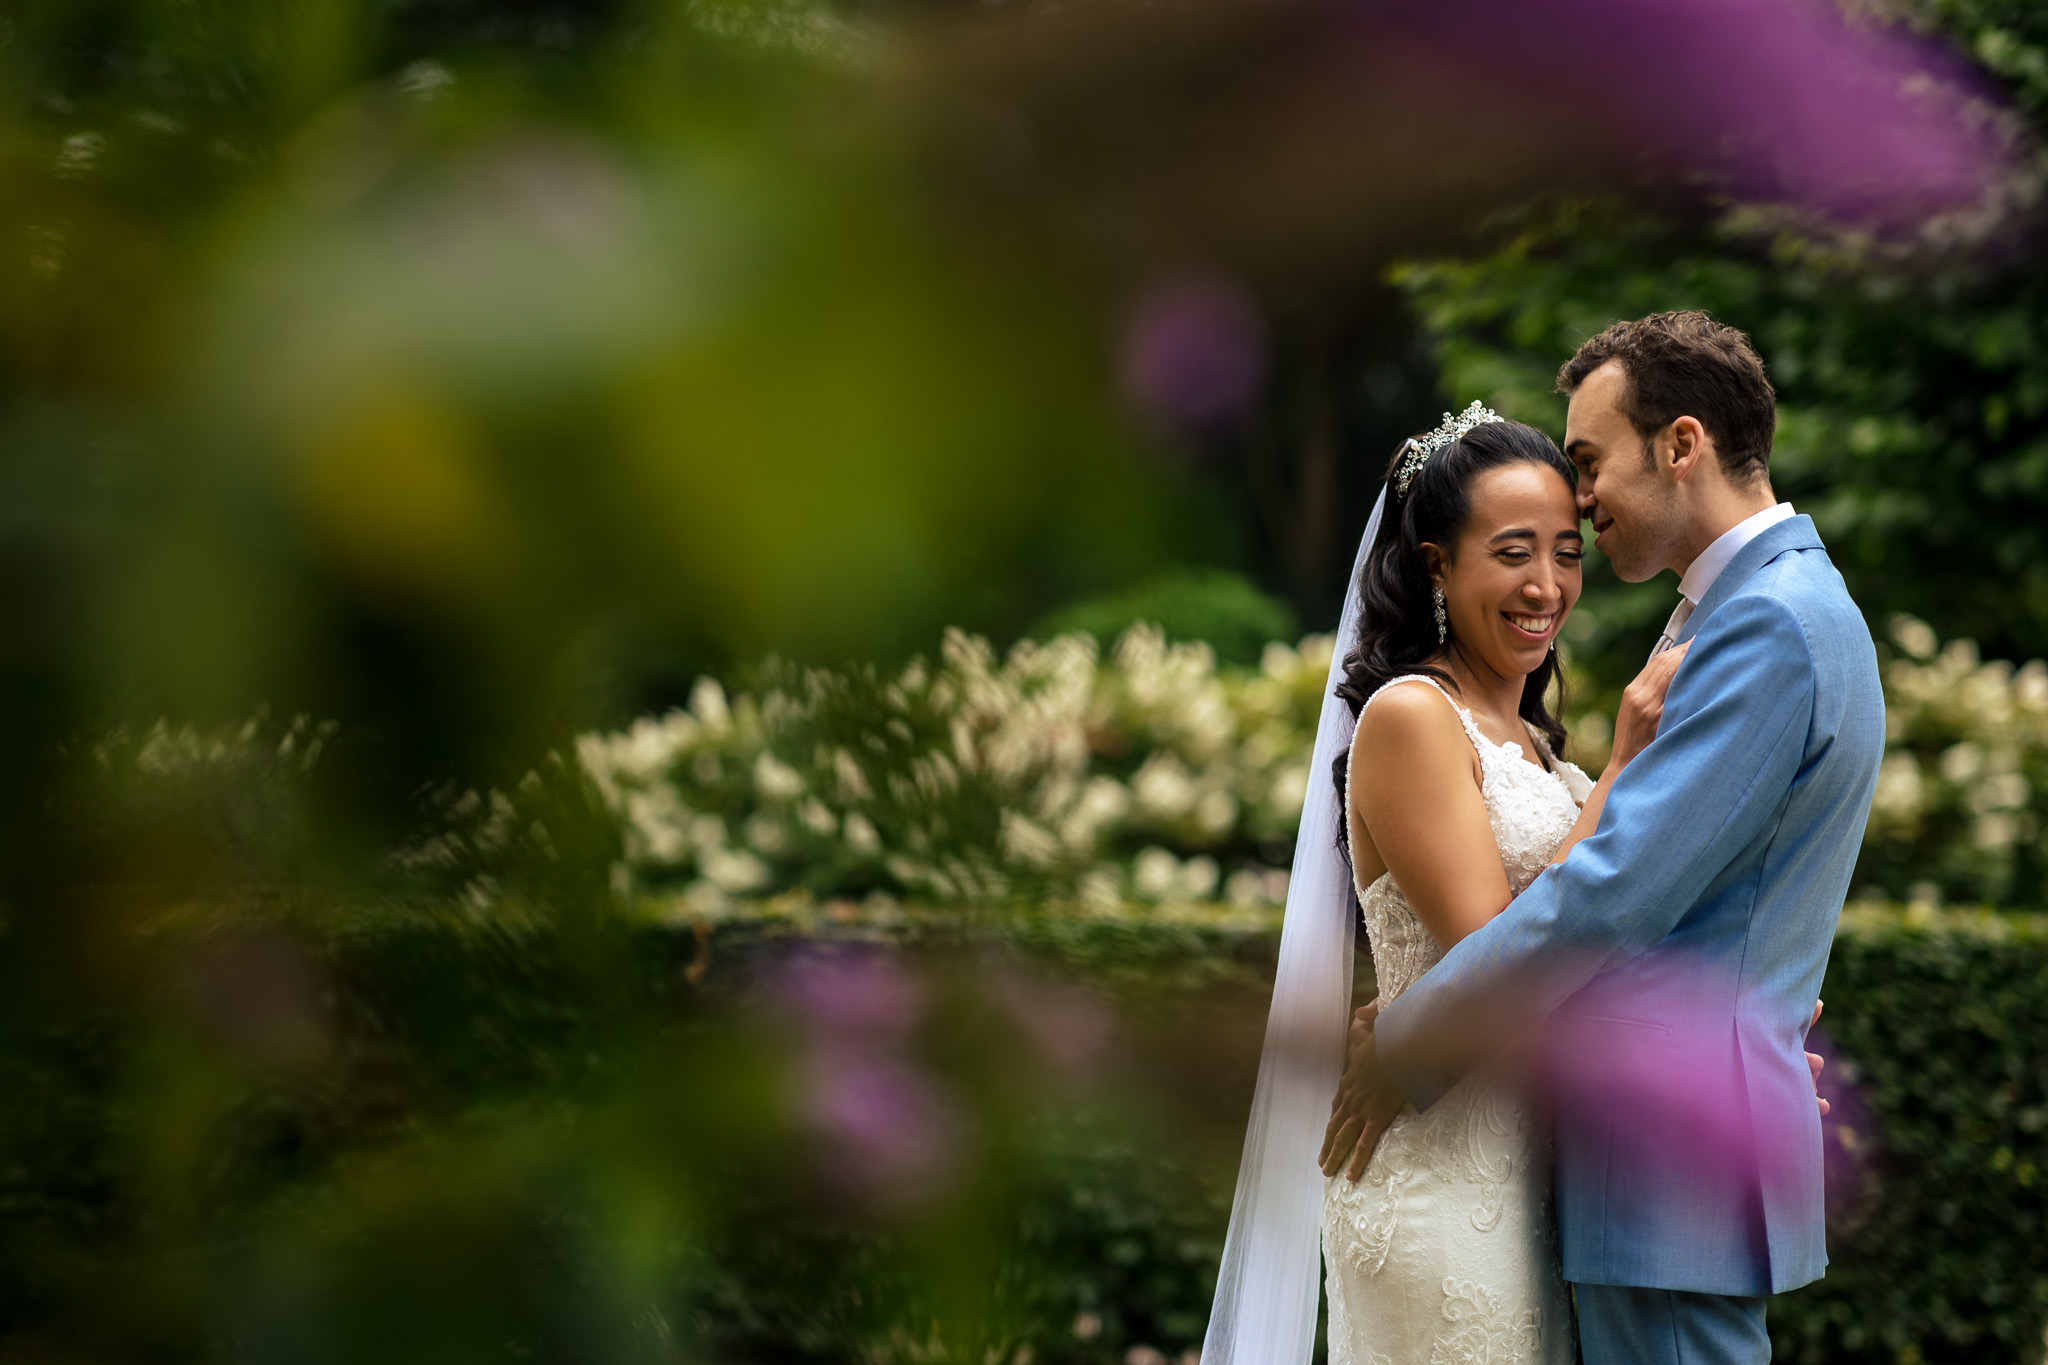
[1432,586,1448,644]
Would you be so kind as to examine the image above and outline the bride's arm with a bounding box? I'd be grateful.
[1350,685,1513,950]
[1547,641,1689,867]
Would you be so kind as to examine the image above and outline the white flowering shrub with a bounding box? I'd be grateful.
[1861,617,2048,907]
[578,625,1330,913]
[582,615,2048,915]
[101,617,2048,917]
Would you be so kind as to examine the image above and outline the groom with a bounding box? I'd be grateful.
[1328,311,1884,1364]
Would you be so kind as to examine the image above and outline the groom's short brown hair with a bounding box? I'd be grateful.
[1557,311,1776,486]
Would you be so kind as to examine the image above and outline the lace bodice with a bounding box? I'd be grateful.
[1348,674,1594,1005]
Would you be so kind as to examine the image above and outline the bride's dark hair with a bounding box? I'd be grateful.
[1331,418,1578,842]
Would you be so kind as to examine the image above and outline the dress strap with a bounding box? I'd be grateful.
[1368,674,1489,756]
[1348,674,1486,904]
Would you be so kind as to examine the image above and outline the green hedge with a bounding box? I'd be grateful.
[1774,906,2048,1365]
[0,899,2042,1364]
[671,901,2048,1365]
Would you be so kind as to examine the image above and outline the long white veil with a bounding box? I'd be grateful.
[1201,488,1385,1365]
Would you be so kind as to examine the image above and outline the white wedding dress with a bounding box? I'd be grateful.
[1322,675,1591,1365]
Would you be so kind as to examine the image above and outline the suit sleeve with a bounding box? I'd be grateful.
[1375,591,1817,1110]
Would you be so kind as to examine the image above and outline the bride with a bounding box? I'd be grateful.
[1319,405,1691,1363]
[1199,404,1685,1365]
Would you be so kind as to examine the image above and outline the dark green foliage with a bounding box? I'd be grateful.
[1002,1118,1230,1362]
[1031,571,1301,669]
[1390,5,2048,691]
[1399,192,2048,687]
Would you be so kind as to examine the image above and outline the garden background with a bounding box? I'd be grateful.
[3,0,2047,1362]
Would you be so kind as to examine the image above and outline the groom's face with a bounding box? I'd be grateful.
[1563,360,1681,583]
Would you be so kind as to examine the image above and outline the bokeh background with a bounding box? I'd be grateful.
[3,0,2048,1361]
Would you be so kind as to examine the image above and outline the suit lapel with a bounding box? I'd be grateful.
[1674,514,1825,647]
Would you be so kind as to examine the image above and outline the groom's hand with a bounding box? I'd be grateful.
[1809,999,1830,1118]
[1319,1001,1406,1181]
[1610,641,1689,768]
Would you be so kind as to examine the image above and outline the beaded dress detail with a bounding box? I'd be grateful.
[1322,675,1593,1365]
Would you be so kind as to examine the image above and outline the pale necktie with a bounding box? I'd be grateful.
[1651,596,1695,659]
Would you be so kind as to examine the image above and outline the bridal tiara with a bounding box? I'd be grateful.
[1393,400,1505,495]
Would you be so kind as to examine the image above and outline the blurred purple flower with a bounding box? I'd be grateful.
[1544,984,1884,1233]
[992,969,1114,1078]
[768,949,960,1204]
[806,1046,961,1193]
[1373,0,2006,220]
[771,948,924,1040]
[1121,275,1267,432]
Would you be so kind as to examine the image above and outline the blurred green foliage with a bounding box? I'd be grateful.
[0,6,1234,1355]
[0,0,1212,801]
[2,0,2045,1359]
[1,703,1287,1362]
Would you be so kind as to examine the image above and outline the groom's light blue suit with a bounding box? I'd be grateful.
[1375,515,1884,1360]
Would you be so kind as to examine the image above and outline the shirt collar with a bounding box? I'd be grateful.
[1677,502,1796,604]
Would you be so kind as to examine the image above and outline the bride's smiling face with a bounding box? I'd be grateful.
[1422,464,1584,678]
